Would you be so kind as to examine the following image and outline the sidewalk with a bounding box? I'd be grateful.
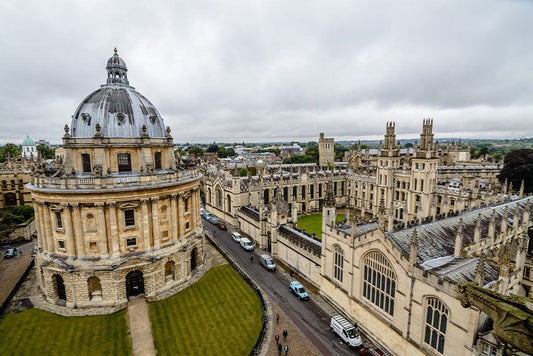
[127,295,156,356]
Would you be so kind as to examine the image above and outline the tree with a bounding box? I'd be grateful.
[404,142,413,148]
[187,146,204,157]
[498,149,533,194]
[37,144,55,159]
[305,145,319,162]
[206,144,219,153]
[238,168,248,177]
[0,143,20,162]
[334,143,348,160]
[282,155,315,164]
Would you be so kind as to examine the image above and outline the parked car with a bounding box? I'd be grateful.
[231,232,242,242]
[207,216,220,225]
[360,346,384,356]
[330,314,363,349]
[239,238,254,251]
[289,280,308,300]
[260,254,276,271]
[4,248,16,258]
[217,222,227,230]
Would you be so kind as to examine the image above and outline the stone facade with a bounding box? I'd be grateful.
[318,132,335,168]
[28,50,204,309]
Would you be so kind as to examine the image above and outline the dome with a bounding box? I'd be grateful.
[22,135,35,146]
[70,49,167,139]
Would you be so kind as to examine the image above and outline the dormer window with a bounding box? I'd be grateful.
[117,113,127,125]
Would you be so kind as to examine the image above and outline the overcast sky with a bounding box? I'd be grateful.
[1,0,532,145]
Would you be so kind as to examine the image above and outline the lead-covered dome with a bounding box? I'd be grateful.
[70,49,166,138]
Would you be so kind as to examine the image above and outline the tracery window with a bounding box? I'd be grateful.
[333,246,344,282]
[424,297,448,354]
[362,251,396,316]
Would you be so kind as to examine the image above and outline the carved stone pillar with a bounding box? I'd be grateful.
[72,203,84,256]
[95,203,109,256]
[170,194,178,240]
[61,203,75,256]
[44,205,54,252]
[141,199,150,249]
[151,197,160,248]
[178,194,185,237]
[34,201,47,251]
[108,202,120,255]
[191,189,198,230]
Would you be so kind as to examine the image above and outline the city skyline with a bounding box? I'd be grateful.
[2,0,533,144]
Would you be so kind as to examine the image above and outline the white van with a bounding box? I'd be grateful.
[259,254,276,271]
[330,315,363,348]
[239,238,254,251]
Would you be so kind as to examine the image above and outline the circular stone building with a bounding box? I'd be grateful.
[29,50,204,309]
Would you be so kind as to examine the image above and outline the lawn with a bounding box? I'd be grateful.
[149,264,262,356]
[0,308,130,356]
[297,213,345,238]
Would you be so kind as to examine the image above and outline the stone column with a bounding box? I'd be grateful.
[141,199,150,249]
[45,205,55,252]
[191,189,198,230]
[151,197,160,249]
[170,194,178,240]
[178,194,185,237]
[108,202,120,255]
[61,203,75,256]
[95,203,109,256]
[34,201,47,251]
[72,203,85,256]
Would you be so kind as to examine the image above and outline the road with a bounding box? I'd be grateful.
[203,220,369,356]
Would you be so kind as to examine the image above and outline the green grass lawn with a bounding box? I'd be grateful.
[297,213,345,238]
[0,308,130,356]
[149,264,262,356]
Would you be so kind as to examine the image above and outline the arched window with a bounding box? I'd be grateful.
[88,276,102,300]
[207,188,212,204]
[334,246,344,282]
[216,188,222,208]
[165,261,175,281]
[226,194,232,213]
[362,251,396,316]
[424,297,448,354]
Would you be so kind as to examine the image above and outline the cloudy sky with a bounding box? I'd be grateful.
[1,0,532,145]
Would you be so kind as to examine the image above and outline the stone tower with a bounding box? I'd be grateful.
[318,132,335,168]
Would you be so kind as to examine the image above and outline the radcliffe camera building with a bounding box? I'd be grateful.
[28,50,204,308]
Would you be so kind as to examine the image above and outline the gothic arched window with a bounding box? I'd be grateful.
[334,245,344,282]
[362,251,396,316]
[424,297,448,354]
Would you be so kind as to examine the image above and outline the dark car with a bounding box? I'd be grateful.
[217,222,227,230]
[360,347,384,356]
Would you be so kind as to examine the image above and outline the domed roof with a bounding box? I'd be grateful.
[70,49,167,139]
[22,135,35,146]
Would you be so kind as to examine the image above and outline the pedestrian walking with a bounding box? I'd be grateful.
[275,334,280,344]
[283,328,288,340]
[250,254,254,263]
[276,313,280,324]
[19,249,22,255]
[284,345,289,355]
[277,342,282,356]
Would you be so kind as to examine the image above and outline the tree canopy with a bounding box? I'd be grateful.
[0,143,20,162]
[498,149,533,194]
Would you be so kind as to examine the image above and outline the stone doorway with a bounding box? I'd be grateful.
[126,270,144,298]
[55,274,66,301]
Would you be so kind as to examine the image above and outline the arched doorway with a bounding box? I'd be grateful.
[55,274,66,301]
[191,247,198,271]
[126,270,144,297]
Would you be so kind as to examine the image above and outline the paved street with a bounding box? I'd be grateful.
[203,220,370,356]
[0,241,35,311]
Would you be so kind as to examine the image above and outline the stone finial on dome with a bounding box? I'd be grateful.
[106,48,129,85]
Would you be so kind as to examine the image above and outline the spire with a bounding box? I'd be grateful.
[409,227,418,268]
[474,213,482,244]
[454,218,464,257]
[475,253,486,286]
